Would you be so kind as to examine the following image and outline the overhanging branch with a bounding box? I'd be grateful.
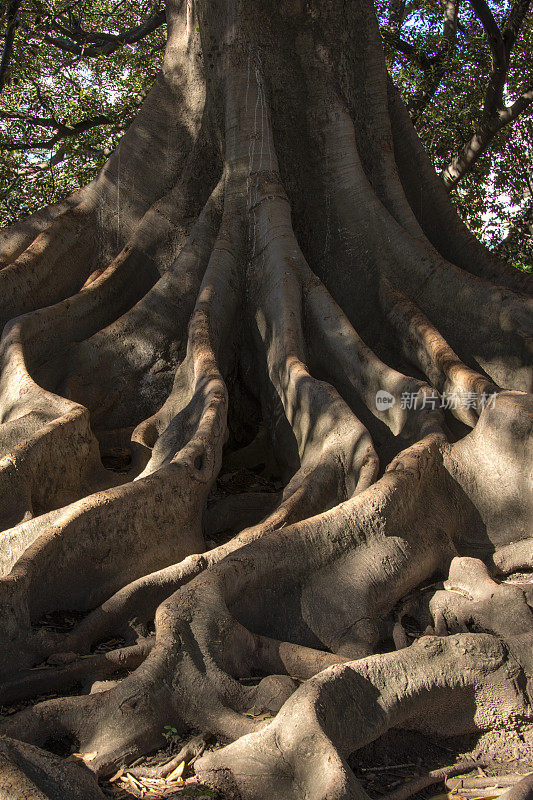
[442,84,533,189]
[0,0,21,92]
[0,113,114,151]
[44,8,166,58]
[381,29,434,70]
[408,0,459,121]
[442,0,533,188]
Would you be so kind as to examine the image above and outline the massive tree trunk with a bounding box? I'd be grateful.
[0,0,532,797]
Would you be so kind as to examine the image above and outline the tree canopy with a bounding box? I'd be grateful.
[377,0,533,272]
[0,0,532,272]
[0,0,531,796]
[0,0,165,219]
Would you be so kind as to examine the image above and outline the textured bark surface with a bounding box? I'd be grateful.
[0,1,532,798]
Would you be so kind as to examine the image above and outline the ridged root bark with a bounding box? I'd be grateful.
[0,0,531,798]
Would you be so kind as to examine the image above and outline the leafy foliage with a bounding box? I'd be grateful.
[0,0,164,221]
[376,0,533,272]
[0,0,531,272]
[162,724,180,743]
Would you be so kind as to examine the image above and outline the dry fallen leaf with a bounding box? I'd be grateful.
[121,772,148,796]
[71,751,98,761]
[166,760,186,781]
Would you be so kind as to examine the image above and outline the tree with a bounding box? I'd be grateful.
[377,0,533,272]
[0,0,166,222]
[2,0,532,273]
[0,0,532,798]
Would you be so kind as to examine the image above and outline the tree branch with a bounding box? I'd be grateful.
[0,0,21,92]
[408,0,460,121]
[388,0,408,28]
[0,113,114,151]
[44,8,166,57]
[469,0,508,114]
[442,0,533,189]
[0,110,67,127]
[441,84,533,189]
[469,0,503,45]
[380,28,434,70]
[504,0,533,49]
[0,141,105,202]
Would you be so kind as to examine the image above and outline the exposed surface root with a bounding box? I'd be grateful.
[0,0,531,797]
[430,557,533,640]
[0,640,152,706]
[129,732,210,779]
[0,736,106,800]
[493,540,533,575]
[381,280,499,427]
[499,774,533,800]
[195,632,531,800]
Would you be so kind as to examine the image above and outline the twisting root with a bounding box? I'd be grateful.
[129,732,211,779]
[195,632,531,800]
[0,640,153,705]
[0,0,531,797]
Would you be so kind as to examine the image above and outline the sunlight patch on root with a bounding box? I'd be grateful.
[444,391,533,549]
[0,404,105,536]
[429,556,533,641]
[0,190,88,269]
[195,632,532,800]
[380,279,499,427]
[493,539,533,576]
[0,209,98,328]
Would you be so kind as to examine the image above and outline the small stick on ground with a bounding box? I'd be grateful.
[379,760,487,800]
[129,733,211,779]
[446,776,529,791]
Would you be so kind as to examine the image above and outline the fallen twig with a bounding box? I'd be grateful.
[379,760,487,800]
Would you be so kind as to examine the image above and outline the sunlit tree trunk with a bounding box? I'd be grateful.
[0,0,531,797]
